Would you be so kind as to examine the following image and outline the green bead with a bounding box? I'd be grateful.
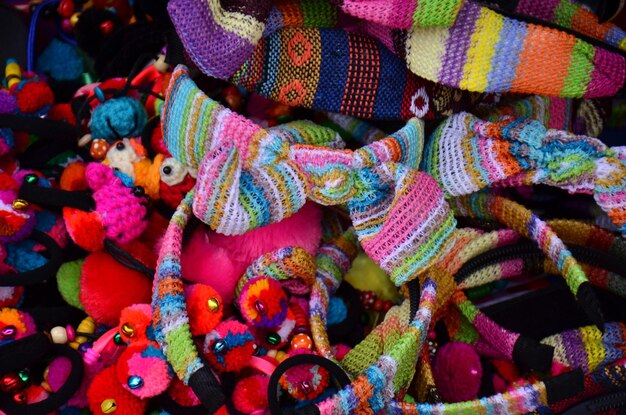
[17,369,30,383]
[266,333,281,346]
[25,174,38,184]
[113,332,124,345]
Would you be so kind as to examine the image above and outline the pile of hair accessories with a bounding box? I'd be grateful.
[2,0,626,414]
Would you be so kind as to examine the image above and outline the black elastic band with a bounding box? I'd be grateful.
[104,239,155,278]
[0,230,62,286]
[0,114,75,140]
[156,394,208,415]
[268,353,351,415]
[0,342,84,415]
[544,369,584,404]
[0,333,51,375]
[188,367,225,415]
[19,181,95,212]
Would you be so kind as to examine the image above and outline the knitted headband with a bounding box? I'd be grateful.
[169,0,625,99]
[423,111,626,235]
[341,0,626,97]
[163,65,456,284]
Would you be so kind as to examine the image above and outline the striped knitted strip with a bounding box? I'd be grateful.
[401,1,625,97]
[423,112,626,235]
[164,66,456,284]
[231,27,491,120]
[512,0,626,51]
[309,229,358,360]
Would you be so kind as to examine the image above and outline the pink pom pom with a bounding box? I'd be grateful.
[46,356,72,392]
[233,375,269,414]
[116,342,173,398]
[433,342,482,403]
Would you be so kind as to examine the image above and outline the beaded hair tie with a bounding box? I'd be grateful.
[163,65,455,284]
[423,111,626,235]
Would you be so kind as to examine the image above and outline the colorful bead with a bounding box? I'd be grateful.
[290,334,313,351]
[50,326,68,344]
[266,333,281,346]
[1,374,23,393]
[127,376,144,389]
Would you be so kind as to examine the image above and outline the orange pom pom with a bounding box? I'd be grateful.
[186,284,223,336]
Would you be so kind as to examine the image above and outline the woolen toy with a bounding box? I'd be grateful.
[90,97,147,143]
[79,251,152,326]
[10,72,54,117]
[0,307,36,343]
[115,341,173,398]
[232,375,269,414]
[158,157,197,209]
[238,276,288,330]
[180,202,323,307]
[184,284,223,336]
[87,365,148,415]
[62,162,149,252]
[203,320,256,373]
[278,349,331,402]
[432,342,483,403]
[117,303,153,344]
[36,39,84,82]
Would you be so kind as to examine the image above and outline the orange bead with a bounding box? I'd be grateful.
[290,333,312,351]
[90,138,109,160]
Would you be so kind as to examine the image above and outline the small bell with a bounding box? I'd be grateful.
[11,199,29,211]
[266,332,281,346]
[121,323,135,338]
[212,340,227,354]
[1,325,17,340]
[101,398,117,413]
[254,299,266,314]
[207,297,220,313]
[127,376,144,389]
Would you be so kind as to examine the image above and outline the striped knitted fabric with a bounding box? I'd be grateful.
[230,27,491,120]
[510,0,626,51]
[423,112,626,235]
[541,322,626,374]
[309,229,358,360]
[163,65,456,284]
[168,0,272,79]
[381,1,625,97]
[235,246,317,296]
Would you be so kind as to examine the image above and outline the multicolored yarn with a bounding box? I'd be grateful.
[316,278,437,415]
[167,0,272,79]
[423,111,626,235]
[324,113,387,145]
[451,193,602,329]
[152,191,201,384]
[236,246,317,297]
[510,0,626,51]
[231,27,490,120]
[541,322,626,374]
[163,65,456,284]
[309,229,358,360]
[340,0,626,97]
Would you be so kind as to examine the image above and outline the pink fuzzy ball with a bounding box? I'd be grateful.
[46,356,72,392]
[433,342,482,403]
[116,342,173,398]
[233,375,269,414]
[181,203,322,306]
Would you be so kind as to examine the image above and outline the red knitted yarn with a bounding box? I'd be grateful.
[279,349,330,401]
[14,80,53,114]
[118,303,152,344]
[87,366,147,415]
[239,276,288,329]
[232,375,269,414]
[185,284,223,336]
[204,320,256,373]
[115,342,172,398]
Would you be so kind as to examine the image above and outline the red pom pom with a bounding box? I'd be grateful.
[233,375,269,414]
[87,366,147,415]
[80,251,151,326]
[433,342,482,403]
[185,284,223,336]
[15,80,54,114]
[279,349,330,401]
[63,208,105,252]
[118,304,152,343]
[204,320,256,373]
[48,103,76,125]
[166,378,201,407]
[238,277,288,329]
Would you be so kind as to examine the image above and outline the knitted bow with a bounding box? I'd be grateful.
[162,65,456,285]
[422,111,626,235]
